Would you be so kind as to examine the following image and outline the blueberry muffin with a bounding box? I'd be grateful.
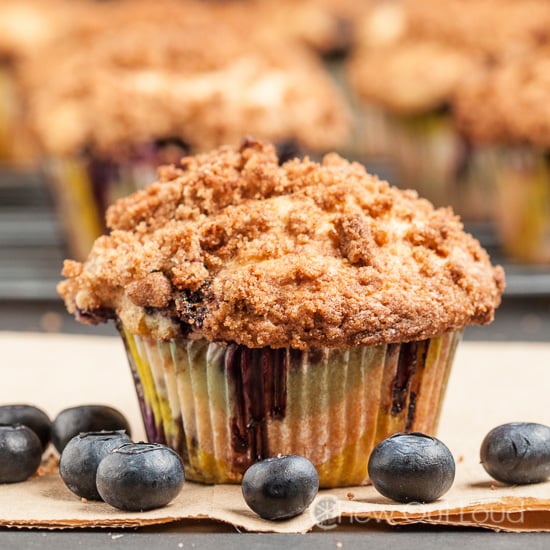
[453,51,550,264]
[347,0,550,221]
[58,138,504,487]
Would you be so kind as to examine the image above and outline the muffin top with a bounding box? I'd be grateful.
[19,1,350,157]
[58,139,505,349]
[393,0,550,58]
[347,38,474,115]
[453,53,550,147]
[347,1,473,114]
[348,0,550,114]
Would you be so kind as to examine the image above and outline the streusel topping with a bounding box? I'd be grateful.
[348,0,550,114]
[347,39,474,114]
[453,53,550,147]
[58,139,505,349]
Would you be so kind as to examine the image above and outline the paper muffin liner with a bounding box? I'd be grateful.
[486,147,550,265]
[44,142,187,260]
[119,326,461,488]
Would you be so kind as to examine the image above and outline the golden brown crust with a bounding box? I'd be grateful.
[348,0,550,114]
[453,54,550,146]
[18,0,350,157]
[397,0,550,58]
[348,39,474,114]
[347,1,475,113]
[58,139,504,349]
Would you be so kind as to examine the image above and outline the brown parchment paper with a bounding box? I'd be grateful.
[0,332,548,533]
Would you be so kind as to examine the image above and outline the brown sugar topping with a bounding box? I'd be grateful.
[58,139,505,349]
[348,0,550,114]
[453,52,550,147]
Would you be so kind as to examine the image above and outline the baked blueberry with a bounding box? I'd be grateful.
[480,422,550,485]
[0,404,51,451]
[59,430,131,500]
[51,405,131,453]
[368,432,455,503]
[0,424,43,483]
[241,455,319,520]
[96,442,185,511]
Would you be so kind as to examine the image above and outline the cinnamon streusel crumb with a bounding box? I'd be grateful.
[58,138,505,349]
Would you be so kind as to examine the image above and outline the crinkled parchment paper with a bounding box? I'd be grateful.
[0,333,548,532]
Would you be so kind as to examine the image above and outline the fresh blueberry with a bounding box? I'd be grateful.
[51,405,131,453]
[0,404,51,451]
[59,430,131,500]
[96,442,185,511]
[368,432,455,503]
[480,422,550,485]
[241,455,319,521]
[0,424,43,483]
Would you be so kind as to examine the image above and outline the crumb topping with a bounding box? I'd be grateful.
[453,53,550,147]
[58,139,505,349]
[348,0,550,114]
[347,39,474,114]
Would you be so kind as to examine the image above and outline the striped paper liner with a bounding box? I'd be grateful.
[120,327,461,488]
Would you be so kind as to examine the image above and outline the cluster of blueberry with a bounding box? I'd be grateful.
[0,404,185,512]
[60,432,185,512]
[0,404,548,522]
[0,404,132,484]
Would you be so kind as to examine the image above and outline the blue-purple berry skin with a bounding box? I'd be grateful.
[368,432,455,503]
[241,455,319,520]
[0,404,51,451]
[59,430,131,500]
[51,405,131,452]
[96,442,185,511]
[480,422,550,485]
[0,424,42,483]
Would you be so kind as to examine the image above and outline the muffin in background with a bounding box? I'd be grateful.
[346,0,550,222]
[453,53,550,265]
[58,138,504,487]
[0,0,95,166]
[19,0,350,260]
